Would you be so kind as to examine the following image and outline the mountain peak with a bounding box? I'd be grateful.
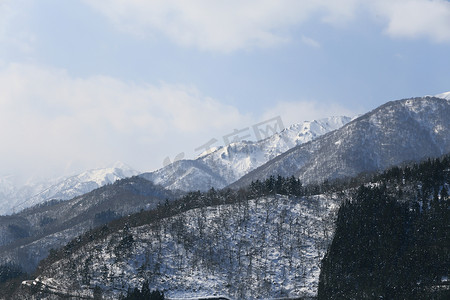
[434,91,450,100]
[141,116,351,192]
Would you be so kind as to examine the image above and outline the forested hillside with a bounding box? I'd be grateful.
[318,156,450,299]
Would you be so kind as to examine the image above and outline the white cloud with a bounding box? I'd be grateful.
[83,0,450,52]
[369,0,450,42]
[83,0,359,52]
[0,63,253,179]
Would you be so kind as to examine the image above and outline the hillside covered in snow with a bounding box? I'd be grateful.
[16,189,341,299]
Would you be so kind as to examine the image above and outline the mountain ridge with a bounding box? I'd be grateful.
[229,96,450,189]
[434,91,450,100]
[0,162,140,215]
[140,116,351,192]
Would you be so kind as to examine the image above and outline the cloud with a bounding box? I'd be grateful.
[369,0,450,42]
[0,63,253,179]
[0,63,359,180]
[83,0,450,53]
[301,35,321,48]
[83,0,359,52]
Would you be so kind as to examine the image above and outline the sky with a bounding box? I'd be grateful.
[0,0,450,182]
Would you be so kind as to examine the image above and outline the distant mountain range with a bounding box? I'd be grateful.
[140,116,352,191]
[0,118,351,216]
[0,162,139,215]
[2,94,449,217]
[231,95,450,188]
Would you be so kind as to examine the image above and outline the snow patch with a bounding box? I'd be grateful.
[434,91,450,100]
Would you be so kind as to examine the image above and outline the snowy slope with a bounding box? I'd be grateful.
[21,194,341,299]
[435,91,450,100]
[0,176,173,272]
[232,96,450,188]
[141,116,351,192]
[0,162,139,215]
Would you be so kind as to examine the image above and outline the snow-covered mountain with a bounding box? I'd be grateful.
[231,96,450,188]
[0,162,139,215]
[140,116,351,191]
